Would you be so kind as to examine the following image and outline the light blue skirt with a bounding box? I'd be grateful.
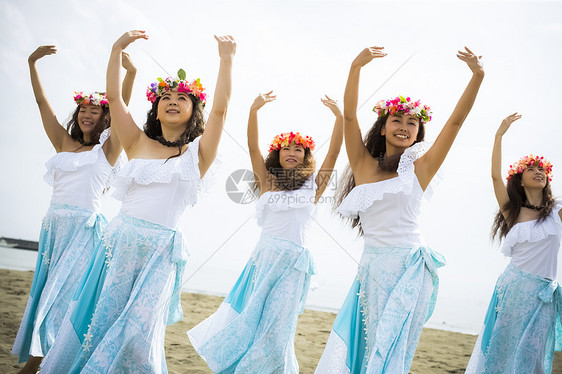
[315,245,445,374]
[11,202,106,363]
[188,235,316,374]
[466,263,562,374]
[40,213,187,374]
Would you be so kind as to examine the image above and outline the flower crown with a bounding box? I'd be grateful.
[74,92,109,108]
[268,132,315,153]
[146,68,207,105]
[507,154,553,181]
[373,95,432,124]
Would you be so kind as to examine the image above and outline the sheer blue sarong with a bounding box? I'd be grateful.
[12,203,106,362]
[316,245,445,374]
[40,213,187,374]
[466,263,562,374]
[188,235,316,373]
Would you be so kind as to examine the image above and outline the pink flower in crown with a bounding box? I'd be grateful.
[373,95,432,124]
[146,69,207,105]
[506,154,554,181]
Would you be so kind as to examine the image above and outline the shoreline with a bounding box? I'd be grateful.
[2,269,560,373]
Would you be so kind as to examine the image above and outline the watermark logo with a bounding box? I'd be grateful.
[225,168,341,205]
[225,169,259,204]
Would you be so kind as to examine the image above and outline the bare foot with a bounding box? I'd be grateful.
[17,356,42,374]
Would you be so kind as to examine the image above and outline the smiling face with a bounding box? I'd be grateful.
[521,165,548,189]
[77,104,103,136]
[279,142,306,169]
[156,91,193,128]
[381,113,420,151]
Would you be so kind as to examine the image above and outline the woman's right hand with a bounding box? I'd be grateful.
[29,45,57,63]
[351,46,386,67]
[113,30,148,50]
[251,91,276,111]
[496,112,522,136]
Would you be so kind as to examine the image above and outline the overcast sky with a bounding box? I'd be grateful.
[1,0,561,333]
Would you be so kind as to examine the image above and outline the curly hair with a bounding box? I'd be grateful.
[143,95,205,159]
[491,173,555,240]
[335,114,425,235]
[66,105,111,146]
[251,148,316,194]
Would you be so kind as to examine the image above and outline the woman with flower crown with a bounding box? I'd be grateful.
[315,45,484,374]
[12,45,136,374]
[465,113,562,373]
[38,30,235,374]
[188,91,343,373]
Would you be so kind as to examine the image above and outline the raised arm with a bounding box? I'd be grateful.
[343,47,386,171]
[248,92,275,195]
[315,96,343,202]
[198,35,236,176]
[415,47,484,190]
[121,51,137,106]
[492,113,521,216]
[106,30,148,157]
[103,51,138,166]
[28,45,71,152]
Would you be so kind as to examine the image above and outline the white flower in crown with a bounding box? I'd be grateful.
[74,91,109,107]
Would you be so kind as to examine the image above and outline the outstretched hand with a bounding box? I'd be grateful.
[457,47,484,75]
[113,30,148,51]
[251,91,276,111]
[29,45,57,63]
[121,51,136,71]
[214,35,236,60]
[352,46,386,67]
[497,112,521,136]
[321,95,342,117]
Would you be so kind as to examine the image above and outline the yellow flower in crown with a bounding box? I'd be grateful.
[507,154,553,181]
[268,132,315,153]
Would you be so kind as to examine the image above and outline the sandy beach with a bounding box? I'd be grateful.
[1,269,560,373]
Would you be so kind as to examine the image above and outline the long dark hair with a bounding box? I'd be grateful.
[491,173,555,240]
[252,148,316,194]
[143,95,205,159]
[335,114,425,234]
[66,105,111,146]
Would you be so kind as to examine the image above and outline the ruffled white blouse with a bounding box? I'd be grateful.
[45,128,119,212]
[113,136,202,229]
[255,175,317,247]
[337,142,436,248]
[502,201,562,279]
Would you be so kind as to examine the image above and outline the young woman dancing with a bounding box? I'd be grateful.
[315,45,484,373]
[466,113,561,373]
[40,30,235,373]
[12,45,136,374]
[188,92,343,373]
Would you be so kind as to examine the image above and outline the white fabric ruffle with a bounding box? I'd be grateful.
[337,142,438,218]
[113,136,202,201]
[44,128,112,187]
[502,201,562,256]
[255,174,317,225]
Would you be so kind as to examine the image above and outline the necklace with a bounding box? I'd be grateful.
[155,135,186,148]
[522,202,545,211]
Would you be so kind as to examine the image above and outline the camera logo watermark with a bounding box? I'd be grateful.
[226,168,340,205]
[225,169,259,204]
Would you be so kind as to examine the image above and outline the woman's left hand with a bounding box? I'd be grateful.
[457,47,484,75]
[321,95,342,117]
[215,35,236,60]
